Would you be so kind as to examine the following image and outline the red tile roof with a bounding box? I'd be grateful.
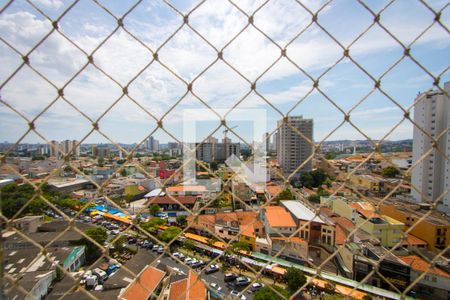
[168,270,207,300]
[148,195,197,205]
[399,255,450,278]
[264,206,296,228]
[265,185,284,197]
[403,234,427,246]
[119,266,166,300]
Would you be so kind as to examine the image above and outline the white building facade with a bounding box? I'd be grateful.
[411,82,450,214]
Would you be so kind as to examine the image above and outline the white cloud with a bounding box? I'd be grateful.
[0,0,448,143]
[32,0,63,9]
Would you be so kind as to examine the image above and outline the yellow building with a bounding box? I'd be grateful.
[349,174,386,195]
[380,201,449,250]
[321,196,404,248]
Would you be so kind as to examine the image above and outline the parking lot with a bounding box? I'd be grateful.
[46,196,285,299]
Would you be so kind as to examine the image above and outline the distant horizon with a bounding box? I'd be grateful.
[0,138,413,145]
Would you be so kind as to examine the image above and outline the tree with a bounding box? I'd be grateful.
[158,226,182,242]
[254,286,289,300]
[113,235,128,252]
[183,239,195,251]
[274,189,293,202]
[120,169,127,177]
[81,227,108,263]
[325,152,336,160]
[230,241,251,254]
[207,236,218,247]
[308,194,320,204]
[97,157,104,167]
[210,161,218,171]
[149,204,161,215]
[381,166,400,178]
[1,183,46,218]
[283,267,307,294]
[176,215,187,227]
[299,169,328,188]
[141,217,166,234]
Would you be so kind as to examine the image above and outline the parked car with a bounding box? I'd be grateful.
[92,268,108,283]
[234,277,251,287]
[250,282,264,292]
[230,290,246,300]
[152,245,160,251]
[210,283,222,292]
[224,273,238,282]
[157,246,164,254]
[205,264,219,274]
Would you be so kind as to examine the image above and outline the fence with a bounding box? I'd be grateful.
[1,0,449,300]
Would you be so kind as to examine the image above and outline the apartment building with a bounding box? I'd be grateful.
[380,199,449,250]
[411,81,450,214]
[276,116,313,178]
[50,139,80,158]
[322,196,404,248]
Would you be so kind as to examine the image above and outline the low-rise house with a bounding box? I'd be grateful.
[260,206,297,237]
[118,265,166,300]
[271,236,308,263]
[13,215,44,233]
[147,195,198,213]
[187,211,261,244]
[167,270,207,300]
[281,200,336,247]
[399,255,450,299]
[348,174,386,196]
[166,185,207,197]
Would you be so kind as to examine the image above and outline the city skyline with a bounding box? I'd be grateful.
[1,1,449,144]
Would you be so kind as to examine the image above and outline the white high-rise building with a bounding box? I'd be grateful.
[146,136,159,152]
[411,82,450,214]
[60,140,80,157]
[50,140,59,158]
[276,116,313,178]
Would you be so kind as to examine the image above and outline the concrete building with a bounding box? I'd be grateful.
[276,116,313,178]
[260,206,297,237]
[380,199,450,250]
[411,82,450,214]
[146,136,159,152]
[13,215,44,233]
[281,200,336,247]
[399,255,450,299]
[195,142,240,163]
[322,196,405,248]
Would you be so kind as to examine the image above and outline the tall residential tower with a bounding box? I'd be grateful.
[276,116,313,178]
[411,82,450,214]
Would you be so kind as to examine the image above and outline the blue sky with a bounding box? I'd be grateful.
[0,0,449,146]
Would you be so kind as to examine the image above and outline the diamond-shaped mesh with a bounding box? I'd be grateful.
[1,0,449,300]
